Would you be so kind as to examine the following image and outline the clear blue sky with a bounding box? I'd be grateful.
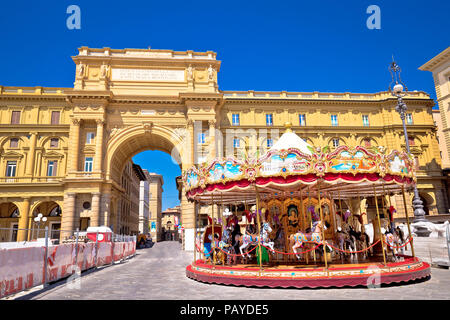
[1,0,448,210]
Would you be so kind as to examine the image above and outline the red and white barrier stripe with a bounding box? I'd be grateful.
[0,240,136,298]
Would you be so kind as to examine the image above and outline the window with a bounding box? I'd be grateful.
[50,223,61,240]
[362,115,369,126]
[266,114,273,126]
[406,113,413,125]
[6,161,17,177]
[11,111,21,124]
[83,201,91,210]
[232,114,240,126]
[50,138,59,148]
[233,138,240,148]
[84,157,93,172]
[51,111,60,125]
[299,114,306,126]
[331,115,338,126]
[86,132,95,144]
[198,133,206,144]
[267,139,273,148]
[332,138,340,148]
[47,160,58,176]
[10,138,19,148]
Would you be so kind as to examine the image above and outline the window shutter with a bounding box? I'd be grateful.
[51,111,60,124]
[11,111,20,124]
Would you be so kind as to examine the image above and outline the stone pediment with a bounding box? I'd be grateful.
[1,151,24,159]
[42,150,65,159]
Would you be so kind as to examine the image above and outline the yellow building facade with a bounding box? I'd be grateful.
[0,46,446,250]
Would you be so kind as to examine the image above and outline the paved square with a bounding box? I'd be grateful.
[19,239,450,300]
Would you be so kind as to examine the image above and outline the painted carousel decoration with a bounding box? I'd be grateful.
[185,123,430,289]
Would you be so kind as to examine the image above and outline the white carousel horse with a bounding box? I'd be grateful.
[239,222,275,258]
[290,220,329,260]
[382,227,401,262]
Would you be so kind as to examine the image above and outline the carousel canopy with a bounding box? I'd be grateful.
[182,125,416,205]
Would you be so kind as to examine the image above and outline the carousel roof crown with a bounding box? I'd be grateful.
[269,122,313,155]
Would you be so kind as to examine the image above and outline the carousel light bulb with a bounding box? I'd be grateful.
[43,217,47,222]
[34,217,39,222]
[38,213,43,218]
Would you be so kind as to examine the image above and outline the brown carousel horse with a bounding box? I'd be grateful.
[289,220,330,260]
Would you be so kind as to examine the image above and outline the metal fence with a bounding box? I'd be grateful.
[0,226,136,299]
[0,226,135,244]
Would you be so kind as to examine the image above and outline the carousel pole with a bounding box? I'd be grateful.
[211,193,216,266]
[299,187,305,232]
[338,189,343,229]
[383,184,394,232]
[373,184,388,266]
[330,192,337,234]
[358,191,365,233]
[317,180,328,272]
[308,186,316,264]
[300,187,308,264]
[194,201,197,264]
[254,185,263,275]
[401,185,415,257]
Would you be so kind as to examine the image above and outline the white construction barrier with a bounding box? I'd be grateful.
[0,240,136,298]
[0,246,45,298]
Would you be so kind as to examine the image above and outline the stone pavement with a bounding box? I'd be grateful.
[17,239,450,300]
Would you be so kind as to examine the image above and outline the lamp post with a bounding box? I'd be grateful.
[388,60,429,233]
[34,213,47,239]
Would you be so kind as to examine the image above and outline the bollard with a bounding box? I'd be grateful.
[44,226,49,288]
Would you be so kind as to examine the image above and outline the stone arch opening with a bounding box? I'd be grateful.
[31,201,62,240]
[104,124,191,241]
[0,202,20,242]
[106,124,185,184]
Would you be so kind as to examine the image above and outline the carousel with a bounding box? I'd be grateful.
[183,123,431,288]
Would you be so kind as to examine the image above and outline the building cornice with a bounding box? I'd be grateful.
[419,47,450,72]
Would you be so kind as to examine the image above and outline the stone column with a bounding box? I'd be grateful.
[69,119,81,172]
[61,193,76,240]
[100,192,111,227]
[186,120,194,165]
[94,119,104,173]
[91,192,101,227]
[208,120,216,160]
[17,198,30,242]
[25,132,38,177]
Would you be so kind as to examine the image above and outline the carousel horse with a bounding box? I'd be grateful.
[383,227,400,262]
[395,226,406,254]
[348,225,371,259]
[289,220,330,260]
[203,234,219,263]
[334,225,356,259]
[239,222,275,259]
[215,229,233,265]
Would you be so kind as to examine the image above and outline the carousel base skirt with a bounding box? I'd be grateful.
[186,255,430,289]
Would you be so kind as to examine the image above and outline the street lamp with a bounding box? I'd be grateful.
[388,60,429,230]
[34,213,47,239]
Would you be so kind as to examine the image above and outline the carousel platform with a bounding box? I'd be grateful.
[186,256,431,288]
